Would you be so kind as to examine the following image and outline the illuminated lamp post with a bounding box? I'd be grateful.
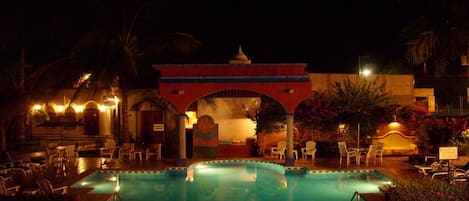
[356,56,372,148]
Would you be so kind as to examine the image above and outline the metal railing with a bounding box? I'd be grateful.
[112,191,123,201]
[350,191,360,201]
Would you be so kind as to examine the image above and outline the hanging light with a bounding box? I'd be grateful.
[389,114,400,128]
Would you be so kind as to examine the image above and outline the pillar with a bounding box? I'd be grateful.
[177,114,187,166]
[285,114,295,166]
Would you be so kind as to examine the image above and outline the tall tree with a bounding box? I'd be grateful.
[331,77,391,145]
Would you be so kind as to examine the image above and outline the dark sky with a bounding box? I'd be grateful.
[3,0,424,73]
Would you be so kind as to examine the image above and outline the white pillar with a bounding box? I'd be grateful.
[99,108,112,135]
[178,114,187,165]
[286,114,295,165]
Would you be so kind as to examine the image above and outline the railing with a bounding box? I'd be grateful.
[112,191,123,201]
[350,191,360,201]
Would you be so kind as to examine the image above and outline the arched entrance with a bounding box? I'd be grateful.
[131,100,165,144]
[154,63,311,165]
[84,102,99,135]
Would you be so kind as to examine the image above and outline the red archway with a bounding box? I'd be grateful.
[154,64,310,113]
[153,63,311,165]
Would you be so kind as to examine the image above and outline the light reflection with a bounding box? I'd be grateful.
[186,169,194,182]
[73,105,84,113]
[282,177,288,189]
[56,105,64,113]
[195,164,207,169]
[389,122,400,128]
[33,104,42,111]
[114,175,120,192]
[98,105,106,112]
[77,158,92,174]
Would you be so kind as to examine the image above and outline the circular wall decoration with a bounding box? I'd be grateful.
[197,115,215,133]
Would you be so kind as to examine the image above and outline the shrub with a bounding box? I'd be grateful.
[383,177,469,201]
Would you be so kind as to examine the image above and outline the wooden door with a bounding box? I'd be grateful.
[141,111,163,144]
[84,108,99,135]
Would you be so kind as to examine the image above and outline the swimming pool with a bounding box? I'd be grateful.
[74,160,392,201]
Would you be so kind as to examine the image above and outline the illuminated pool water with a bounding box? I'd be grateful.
[74,160,392,201]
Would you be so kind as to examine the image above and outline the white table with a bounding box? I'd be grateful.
[350,148,366,165]
[134,151,143,160]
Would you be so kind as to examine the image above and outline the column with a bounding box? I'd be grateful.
[177,114,187,166]
[285,114,295,166]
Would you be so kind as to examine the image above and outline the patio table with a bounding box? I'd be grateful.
[350,148,366,165]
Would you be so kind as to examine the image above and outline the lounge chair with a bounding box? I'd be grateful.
[36,178,68,196]
[0,165,12,182]
[414,160,450,178]
[338,142,357,167]
[0,176,20,196]
[451,162,469,183]
[301,141,317,160]
[452,168,469,183]
[271,141,287,159]
[428,161,452,180]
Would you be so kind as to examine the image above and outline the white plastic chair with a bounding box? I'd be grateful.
[375,142,384,165]
[99,139,118,164]
[361,145,378,166]
[301,141,317,160]
[338,142,357,167]
[271,141,287,159]
[64,145,78,166]
[119,143,135,160]
[145,143,162,160]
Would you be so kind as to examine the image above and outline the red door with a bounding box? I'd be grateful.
[84,108,99,135]
[141,111,163,144]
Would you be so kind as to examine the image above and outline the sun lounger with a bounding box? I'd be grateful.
[451,168,469,183]
[36,178,68,196]
[0,176,20,196]
[414,160,451,179]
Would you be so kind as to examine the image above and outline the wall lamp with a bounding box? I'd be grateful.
[285,88,295,94]
[174,89,184,95]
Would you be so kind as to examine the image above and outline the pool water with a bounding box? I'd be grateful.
[74,160,392,201]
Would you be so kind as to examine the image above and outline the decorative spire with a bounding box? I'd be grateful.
[229,45,251,64]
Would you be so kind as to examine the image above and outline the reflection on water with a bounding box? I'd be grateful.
[187,163,287,201]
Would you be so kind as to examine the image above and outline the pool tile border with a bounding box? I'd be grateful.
[309,169,376,173]
[98,170,165,174]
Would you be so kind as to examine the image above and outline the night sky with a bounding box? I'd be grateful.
[2,0,425,73]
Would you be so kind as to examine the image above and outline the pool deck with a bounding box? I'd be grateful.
[11,155,469,201]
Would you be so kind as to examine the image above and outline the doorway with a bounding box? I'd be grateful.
[84,108,99,135]
[140,111,164,144]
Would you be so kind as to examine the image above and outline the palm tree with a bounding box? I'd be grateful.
[0,48,29,151]
[28,29,139,142]
[401,0,469,77]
